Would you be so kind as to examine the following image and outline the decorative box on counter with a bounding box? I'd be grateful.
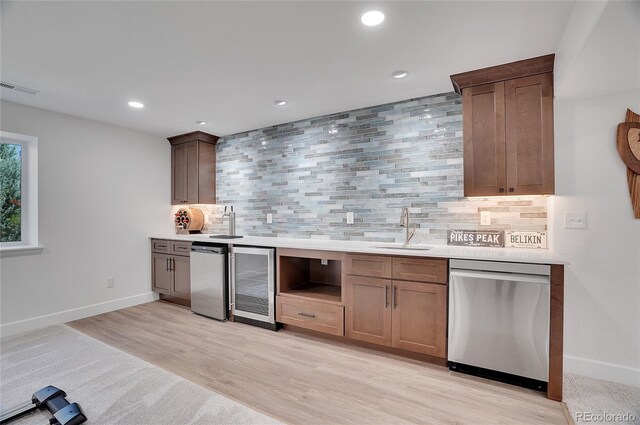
[175,207,204,234]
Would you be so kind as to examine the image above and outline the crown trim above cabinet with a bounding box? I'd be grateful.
[450,54,555,95]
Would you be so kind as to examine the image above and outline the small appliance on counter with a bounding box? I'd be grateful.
[175,207,204,234]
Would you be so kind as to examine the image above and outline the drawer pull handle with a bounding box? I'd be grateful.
[298,312,316,318]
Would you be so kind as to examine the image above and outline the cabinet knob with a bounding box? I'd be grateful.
[509,188,515,192]
[499,188,505,193]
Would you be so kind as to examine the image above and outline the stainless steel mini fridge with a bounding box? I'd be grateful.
[190,243,227,321]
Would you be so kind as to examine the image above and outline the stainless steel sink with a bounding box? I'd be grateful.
[371,245,432,251]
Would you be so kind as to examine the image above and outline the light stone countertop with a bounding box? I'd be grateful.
[150,234,568,265]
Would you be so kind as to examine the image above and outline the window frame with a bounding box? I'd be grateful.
[0,131,39,252]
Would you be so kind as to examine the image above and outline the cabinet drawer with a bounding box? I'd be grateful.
[276,296,344,336]
[392,257,448,284]
[170,241,192,256]
[151,239,170,254]
[344,254,392,278]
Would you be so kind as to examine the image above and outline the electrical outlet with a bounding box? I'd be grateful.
[106,277,115,289]
[267,213,273,224]
[347,212,354,224]
[564,212,587,229]
[480,211,491,226]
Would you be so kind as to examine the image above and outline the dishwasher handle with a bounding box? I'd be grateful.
[450,269,550,285]
[191,245,226,254]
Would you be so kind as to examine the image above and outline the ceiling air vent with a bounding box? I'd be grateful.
[0,81,39,95]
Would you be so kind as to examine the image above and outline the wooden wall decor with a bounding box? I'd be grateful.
[617,109,640,218]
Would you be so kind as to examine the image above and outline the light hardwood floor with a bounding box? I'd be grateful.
[69,301,569,425]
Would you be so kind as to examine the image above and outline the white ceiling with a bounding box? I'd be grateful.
[1,1,576,137]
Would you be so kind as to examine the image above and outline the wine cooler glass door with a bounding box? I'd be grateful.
[231,247,275,324]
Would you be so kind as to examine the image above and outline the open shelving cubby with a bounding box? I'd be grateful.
[277,249,343,305]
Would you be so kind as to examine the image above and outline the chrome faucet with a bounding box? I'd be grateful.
[400,206,416,245]
[222,206,236,236]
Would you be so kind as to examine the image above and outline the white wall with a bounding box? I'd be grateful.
[552,1,640,387]
[0,101,170,336]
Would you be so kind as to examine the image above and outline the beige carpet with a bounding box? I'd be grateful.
[564,373,640,425]
[0,325,280,425]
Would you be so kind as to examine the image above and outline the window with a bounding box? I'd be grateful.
[0,131,38,250]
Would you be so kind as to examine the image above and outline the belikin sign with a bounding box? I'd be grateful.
[505,231,547,249]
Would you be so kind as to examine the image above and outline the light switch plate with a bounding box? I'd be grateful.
[480,211,491,226]
[564,212,587,229]
[106,277,115,289]
[266,213,273,224]
[347,212,354,224]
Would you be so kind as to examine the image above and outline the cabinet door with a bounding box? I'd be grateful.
[171,144,187,205]
[197,141,216,204]
[463,82,507,196]
[344,275,392,346]
[184,141,199,204]
[505,73,554,195]
[172,255,191,300]
[391,281,446,357]
[152,253,172,293]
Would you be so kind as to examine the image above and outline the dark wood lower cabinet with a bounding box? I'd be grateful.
[152,253,172,293]
[391,280,446,357]
[171,255,191,301]
[343,255,448,358]
[344,267,447,358]
[344,275,392,346]
[151,239,191,302]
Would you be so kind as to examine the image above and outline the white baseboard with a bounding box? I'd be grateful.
[0,292,158,339]
[565,354,640,387]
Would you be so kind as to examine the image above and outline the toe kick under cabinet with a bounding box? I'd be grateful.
[276,249,448,359]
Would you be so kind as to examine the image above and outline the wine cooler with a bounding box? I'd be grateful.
[229,246,276,330]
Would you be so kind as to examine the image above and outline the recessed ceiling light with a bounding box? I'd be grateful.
[361,10,385,26]
[128,101,144,108]
[391,70,408,79]
[196,121,207,125]
[274,100,287,106]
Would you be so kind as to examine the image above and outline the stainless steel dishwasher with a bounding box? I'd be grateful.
[190,242,227,321]
[448,259,550,391]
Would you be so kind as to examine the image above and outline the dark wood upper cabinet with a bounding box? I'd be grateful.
[168,131,219,205]
[463,82,507,196]
[505,73,554,194]
[452,55,555,196]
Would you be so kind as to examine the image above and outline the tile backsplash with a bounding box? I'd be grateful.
[176,92,547,245]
